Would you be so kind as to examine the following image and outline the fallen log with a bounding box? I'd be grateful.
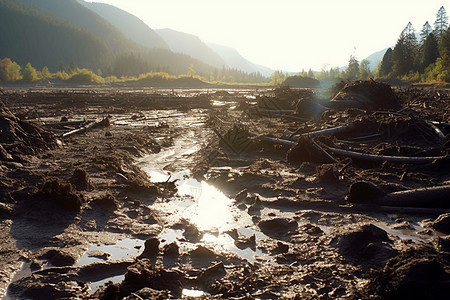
[426,121,446,140]
[327,146,446,164]
[43,120,88,128]
[284,123,356,140]
[61,118,109,139]
[248,132,297,147]
[311,138,337,163]
[348,182,450,209]
[378,185,450,208]
[250,131,446,164]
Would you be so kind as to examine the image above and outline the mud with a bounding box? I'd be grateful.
[0,83,449,299]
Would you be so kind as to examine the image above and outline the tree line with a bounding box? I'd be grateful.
[378,6,449,82]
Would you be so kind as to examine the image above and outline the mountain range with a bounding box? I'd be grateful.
[0,0,386,78]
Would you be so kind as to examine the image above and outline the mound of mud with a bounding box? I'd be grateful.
[330,80,401,111]
[0,99,57,158]
[96,259,183,299]
[35,177,85,212]
[334,224,397,271]
[258,86,314,110]
[361,248,450,299]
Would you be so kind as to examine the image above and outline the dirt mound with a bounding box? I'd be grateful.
[361,248,450,299]
[35,177,85,212]
[334,224,397,271]
[258,86,314,110]
[0,99,58,158]
[330,80,401,111]
[97,259,183,299]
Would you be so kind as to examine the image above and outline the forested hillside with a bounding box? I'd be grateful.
[378,6,450,82]
[79,0,169,50]
[0,0,112,70]
[13,0,136,53]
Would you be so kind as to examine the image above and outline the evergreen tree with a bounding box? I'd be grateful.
[392,22,417,76]
[434,6,449,42]
[420,21,433,43]
[379,48,394,77]
[421,33,439,70]
[438,28,450,81]
[359,59,372,79]
[345,55,359,80]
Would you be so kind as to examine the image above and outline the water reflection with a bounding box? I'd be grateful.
[177,179,234,232]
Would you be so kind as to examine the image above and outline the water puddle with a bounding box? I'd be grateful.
[89,274,125,293]
[182,288,209,297]
[76,238,145,266]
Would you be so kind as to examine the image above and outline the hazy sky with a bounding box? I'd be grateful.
[88,0,446,72]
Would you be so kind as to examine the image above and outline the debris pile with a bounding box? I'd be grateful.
[0,99,58,158]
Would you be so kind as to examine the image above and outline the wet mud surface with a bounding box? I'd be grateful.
[1,83,450,299]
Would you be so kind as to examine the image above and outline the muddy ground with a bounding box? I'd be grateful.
[0,83,450,299]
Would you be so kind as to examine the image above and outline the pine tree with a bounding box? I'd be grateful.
[434,6,449,42]
[345,55,359,80]
[379,48,394,77]
[421,33,439,70]
[420,21,433,43]
[392,22,418,76]
[359,59,372,79]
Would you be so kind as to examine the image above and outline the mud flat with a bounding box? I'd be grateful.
[0,82,449,299]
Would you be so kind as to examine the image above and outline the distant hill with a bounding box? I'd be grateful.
[0,0,111,70]
[78,0,169,50]
[12,0,136,53]
[2,0,274,80]
[365,47,390,71]
[156,28,226,69]
[207,43,273,77]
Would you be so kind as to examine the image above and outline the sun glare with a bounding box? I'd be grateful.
[178,179,235,232]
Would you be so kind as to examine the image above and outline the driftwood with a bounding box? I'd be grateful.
[426,121,446,140]
[311,138,337,163]
[248,132,297,147]
[284,123,356,140]
[377,185,450,208]
[327,146,446,164]
[61,118,109,139]
[44,120,88,128]
[249,131,446,164]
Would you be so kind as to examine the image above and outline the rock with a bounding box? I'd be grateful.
[183,224,200,242]
[190,245,217,259]
[40,249,76,267]
[272,241,290,254]
[163,242,179,256]
[139,237,160,258]
[70,168,90,190]
[258,218,298,238]
[346,181,385,203]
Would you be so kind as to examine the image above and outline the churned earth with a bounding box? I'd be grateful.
[0,82,450,299]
